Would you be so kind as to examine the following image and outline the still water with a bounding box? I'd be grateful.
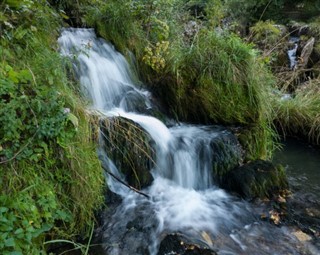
[273,138,320,198]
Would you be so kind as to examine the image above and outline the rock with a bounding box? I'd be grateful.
[100,116,155,189]
[158,234,217,255]
[209,128,243,178]
[99,199,160,255]
[184,21,200,41]
[274,24,288,38]
[288,21,310,37]
[219,160,288,200]
[293,230,312,242]
[298,37,315,69]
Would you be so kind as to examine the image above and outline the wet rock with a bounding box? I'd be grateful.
[99,198,159,255]
[100,116,155,189]
[158,234,217,255]
[288,21,311,37]
[209,128,243,177]
[219,160,288,200]
[298,37,315,69]
[293,230,312,242]
[287,190,320,239]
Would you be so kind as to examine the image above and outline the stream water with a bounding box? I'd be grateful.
[58,28,319,255]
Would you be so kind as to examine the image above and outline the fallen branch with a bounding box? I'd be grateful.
[101,165,150,199]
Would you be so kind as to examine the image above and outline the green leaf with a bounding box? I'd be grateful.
[0,207,8,213]
[4,237,15,247]
[9,251,23,255]
[14,228,24,235]
[7,69,19,83]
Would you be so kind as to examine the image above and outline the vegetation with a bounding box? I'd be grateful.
[273,80,320,144]
[85,0,278,160]
[0,0,319,252]
[0,1,104,254]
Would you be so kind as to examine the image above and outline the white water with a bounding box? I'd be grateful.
[59,28,310,255]
[288,40,298,70]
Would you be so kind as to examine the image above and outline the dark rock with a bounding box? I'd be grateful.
[288,22,311,37]
[220,160,288,200]
[158,234,217,255]
[209,128,243,178]
[100,116,155,189]
[99,198,160,255]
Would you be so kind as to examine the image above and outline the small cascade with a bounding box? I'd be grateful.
[288,37,299,70]
[58,28,151,112]
[59,28,313,255]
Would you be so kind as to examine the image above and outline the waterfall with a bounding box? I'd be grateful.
[58,28,310,255]
[288,37,299,70]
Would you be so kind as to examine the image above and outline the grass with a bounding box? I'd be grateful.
[0,1,104,254]
[273,79,320,145]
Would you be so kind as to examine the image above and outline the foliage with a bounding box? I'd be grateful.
[249,20,281,46]
[224,0,320,26]
[0,1,104,253]
[0,171,71,255]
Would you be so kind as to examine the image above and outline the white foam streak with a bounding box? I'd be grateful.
[148,177,246,240]
[108,108,172,151]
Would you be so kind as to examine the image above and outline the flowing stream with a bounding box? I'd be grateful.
[58,28,318,255]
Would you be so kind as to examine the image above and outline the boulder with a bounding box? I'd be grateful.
[219,160,288,200]
[158,234,217,255]
[100,116,155,189]
[298,37,315,69]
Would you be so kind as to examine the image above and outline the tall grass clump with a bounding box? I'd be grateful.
[0,1,104,253]
[273,81,320,145]
[162,29,277,159]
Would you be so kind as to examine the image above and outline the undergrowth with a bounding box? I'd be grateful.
[0,1,104,254]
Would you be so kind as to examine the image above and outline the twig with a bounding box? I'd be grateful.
[101,165,150,199]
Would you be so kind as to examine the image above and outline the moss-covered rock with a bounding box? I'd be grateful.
[207,128,243,178]
[219,160,288,199]
[100,116,155,189]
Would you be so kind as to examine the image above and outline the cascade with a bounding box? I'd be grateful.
[288,37,299,70]
[58,28,313,255]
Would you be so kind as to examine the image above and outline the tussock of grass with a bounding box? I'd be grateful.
[273,80,320,144]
